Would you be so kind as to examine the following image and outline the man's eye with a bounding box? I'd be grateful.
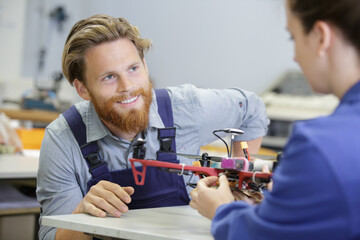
[130,66,138,72]
[104,74,115,80]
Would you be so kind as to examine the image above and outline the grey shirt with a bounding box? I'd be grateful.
[36,84,269,239]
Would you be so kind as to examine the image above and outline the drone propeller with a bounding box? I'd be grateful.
[170,152,277,162]
[169,152,223,162]
[250,154,277,160]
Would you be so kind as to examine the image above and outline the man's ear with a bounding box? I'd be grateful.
[74,79,91,101]
[313,20,332,57]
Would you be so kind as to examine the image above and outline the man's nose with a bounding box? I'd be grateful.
[117,75,133,92]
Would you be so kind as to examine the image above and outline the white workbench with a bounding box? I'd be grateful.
[0,153,39,179]
[42,205,213,240]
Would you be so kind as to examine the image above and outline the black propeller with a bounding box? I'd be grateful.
[170,152,278,162]
[250,154,277,160]
[169,152,223,162]
[172,152,277,161]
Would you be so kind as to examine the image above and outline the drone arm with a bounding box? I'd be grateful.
[129,158,272,191]
[129,158,221,185]
[130,160,147,185]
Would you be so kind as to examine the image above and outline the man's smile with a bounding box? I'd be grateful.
[119,95,139,104]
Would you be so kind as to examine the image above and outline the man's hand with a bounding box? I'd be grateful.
[73,180,134,217]
[190,175,234,220]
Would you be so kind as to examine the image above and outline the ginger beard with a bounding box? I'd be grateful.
[91,82,153,134]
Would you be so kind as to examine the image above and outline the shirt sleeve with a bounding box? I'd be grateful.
[169,84,269,144]
[211,123,351,240]
[197,86,269,142]
[36,120,86,240]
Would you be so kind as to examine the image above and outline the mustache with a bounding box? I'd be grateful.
[107,87,146,104]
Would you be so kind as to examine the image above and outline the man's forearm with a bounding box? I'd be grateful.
[232,137,263,156]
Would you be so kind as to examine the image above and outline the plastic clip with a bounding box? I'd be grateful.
[178,163,186,176]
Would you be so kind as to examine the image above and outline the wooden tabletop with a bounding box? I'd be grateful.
[0,108,60,123]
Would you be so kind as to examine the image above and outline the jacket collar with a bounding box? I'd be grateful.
[339,80,360,104]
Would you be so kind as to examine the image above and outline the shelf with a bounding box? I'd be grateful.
[0,108,60,123]
[262,136,288,148]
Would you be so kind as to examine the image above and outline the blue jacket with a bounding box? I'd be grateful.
[212,80,360,240]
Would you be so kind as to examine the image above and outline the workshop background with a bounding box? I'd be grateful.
[0,0,296,105]
[1,0,338,239]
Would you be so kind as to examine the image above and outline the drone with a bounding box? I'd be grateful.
[129,128,277,200]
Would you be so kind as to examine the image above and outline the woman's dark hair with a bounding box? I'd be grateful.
[288,0,360,54]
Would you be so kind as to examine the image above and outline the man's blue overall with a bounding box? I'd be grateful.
[62,89,190,209]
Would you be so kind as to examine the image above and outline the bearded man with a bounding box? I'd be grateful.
[36,14,269,240]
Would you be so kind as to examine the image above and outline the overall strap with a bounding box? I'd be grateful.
[62,106,111,182]
[155,89,177,161]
